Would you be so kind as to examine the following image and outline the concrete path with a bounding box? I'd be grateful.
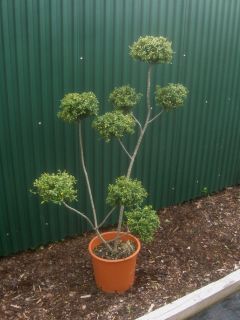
[191,291,240,320]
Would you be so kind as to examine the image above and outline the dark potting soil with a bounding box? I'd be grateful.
[94,239,136,260]
[0,186,240,320]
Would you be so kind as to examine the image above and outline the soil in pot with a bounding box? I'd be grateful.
[94,239,136,260]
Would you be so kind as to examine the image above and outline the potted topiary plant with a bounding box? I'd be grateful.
[32,35,188,293]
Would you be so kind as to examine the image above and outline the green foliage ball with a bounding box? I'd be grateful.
[155,83,188,110]
[109,85,142,112]
[58,92,99,122]
[129,36,173,64]
[92,111,135,142]
[32,171,77,204]
[125,206,160,243]
[106,176,147,208]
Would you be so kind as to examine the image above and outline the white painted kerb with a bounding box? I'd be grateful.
[136,269,240,320]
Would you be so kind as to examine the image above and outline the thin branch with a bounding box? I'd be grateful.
[115,65,154,247]
[79,122,98,227]
[126,64,153,178]
[148,109,164,124]
[78,123,113,252]
[118,139,132,159]
[98,207,116,229]
[63,202,95,230]
[132,113,143,132]
[62,202,113,252]
[146,64,153,113]
[114,205,125,250]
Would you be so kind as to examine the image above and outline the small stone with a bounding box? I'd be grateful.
[148,303,155,313]
[69,292,76,297]
[80,294,91,299]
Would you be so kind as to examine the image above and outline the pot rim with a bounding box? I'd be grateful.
[88,231,141,263]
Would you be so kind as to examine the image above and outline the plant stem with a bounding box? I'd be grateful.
[148,109,164,124]
[79,121,98,227]
[118,139,132,159]
[63,201,95,229]
[78,122,113,252]
[132,113,143,132]
[114,64,153,248]
[63,202,113,251]
[95,230,113,252]
[98,206,116,229]
[127,64,153,178]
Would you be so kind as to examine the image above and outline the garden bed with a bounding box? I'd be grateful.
[0,186,240,320]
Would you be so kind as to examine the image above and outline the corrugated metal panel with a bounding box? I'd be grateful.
[0,0,240,256]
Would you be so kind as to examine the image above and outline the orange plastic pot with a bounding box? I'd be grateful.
[88,231,141,293]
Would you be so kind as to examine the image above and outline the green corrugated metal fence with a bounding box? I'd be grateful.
[1,0,240,256]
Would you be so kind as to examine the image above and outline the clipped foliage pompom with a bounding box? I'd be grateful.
[92,111,135,142]
[109,85,142,112]
[129,36,173,64]
[32,171,77,204]
[106,176,147,208]
[58,92,99,122]
[155,83,188,110]
[125,206,160,243]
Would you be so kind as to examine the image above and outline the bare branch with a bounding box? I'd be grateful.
[126,64,153,178]
[98,207,116,229]
[148,109,164,124]
[132,113,143,132]
[79,122,98,227]
[63,202,95,230]
[63,202,113,252]
[115,65,154,245]
[118,139,132,160]
[146,65,153,113]
[79,123,113,251]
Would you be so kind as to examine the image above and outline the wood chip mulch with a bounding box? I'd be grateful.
[0,186,240,320]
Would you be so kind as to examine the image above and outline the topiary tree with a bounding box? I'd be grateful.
[32,35,188,255]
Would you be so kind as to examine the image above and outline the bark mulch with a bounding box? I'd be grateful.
[1,186,240,320]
